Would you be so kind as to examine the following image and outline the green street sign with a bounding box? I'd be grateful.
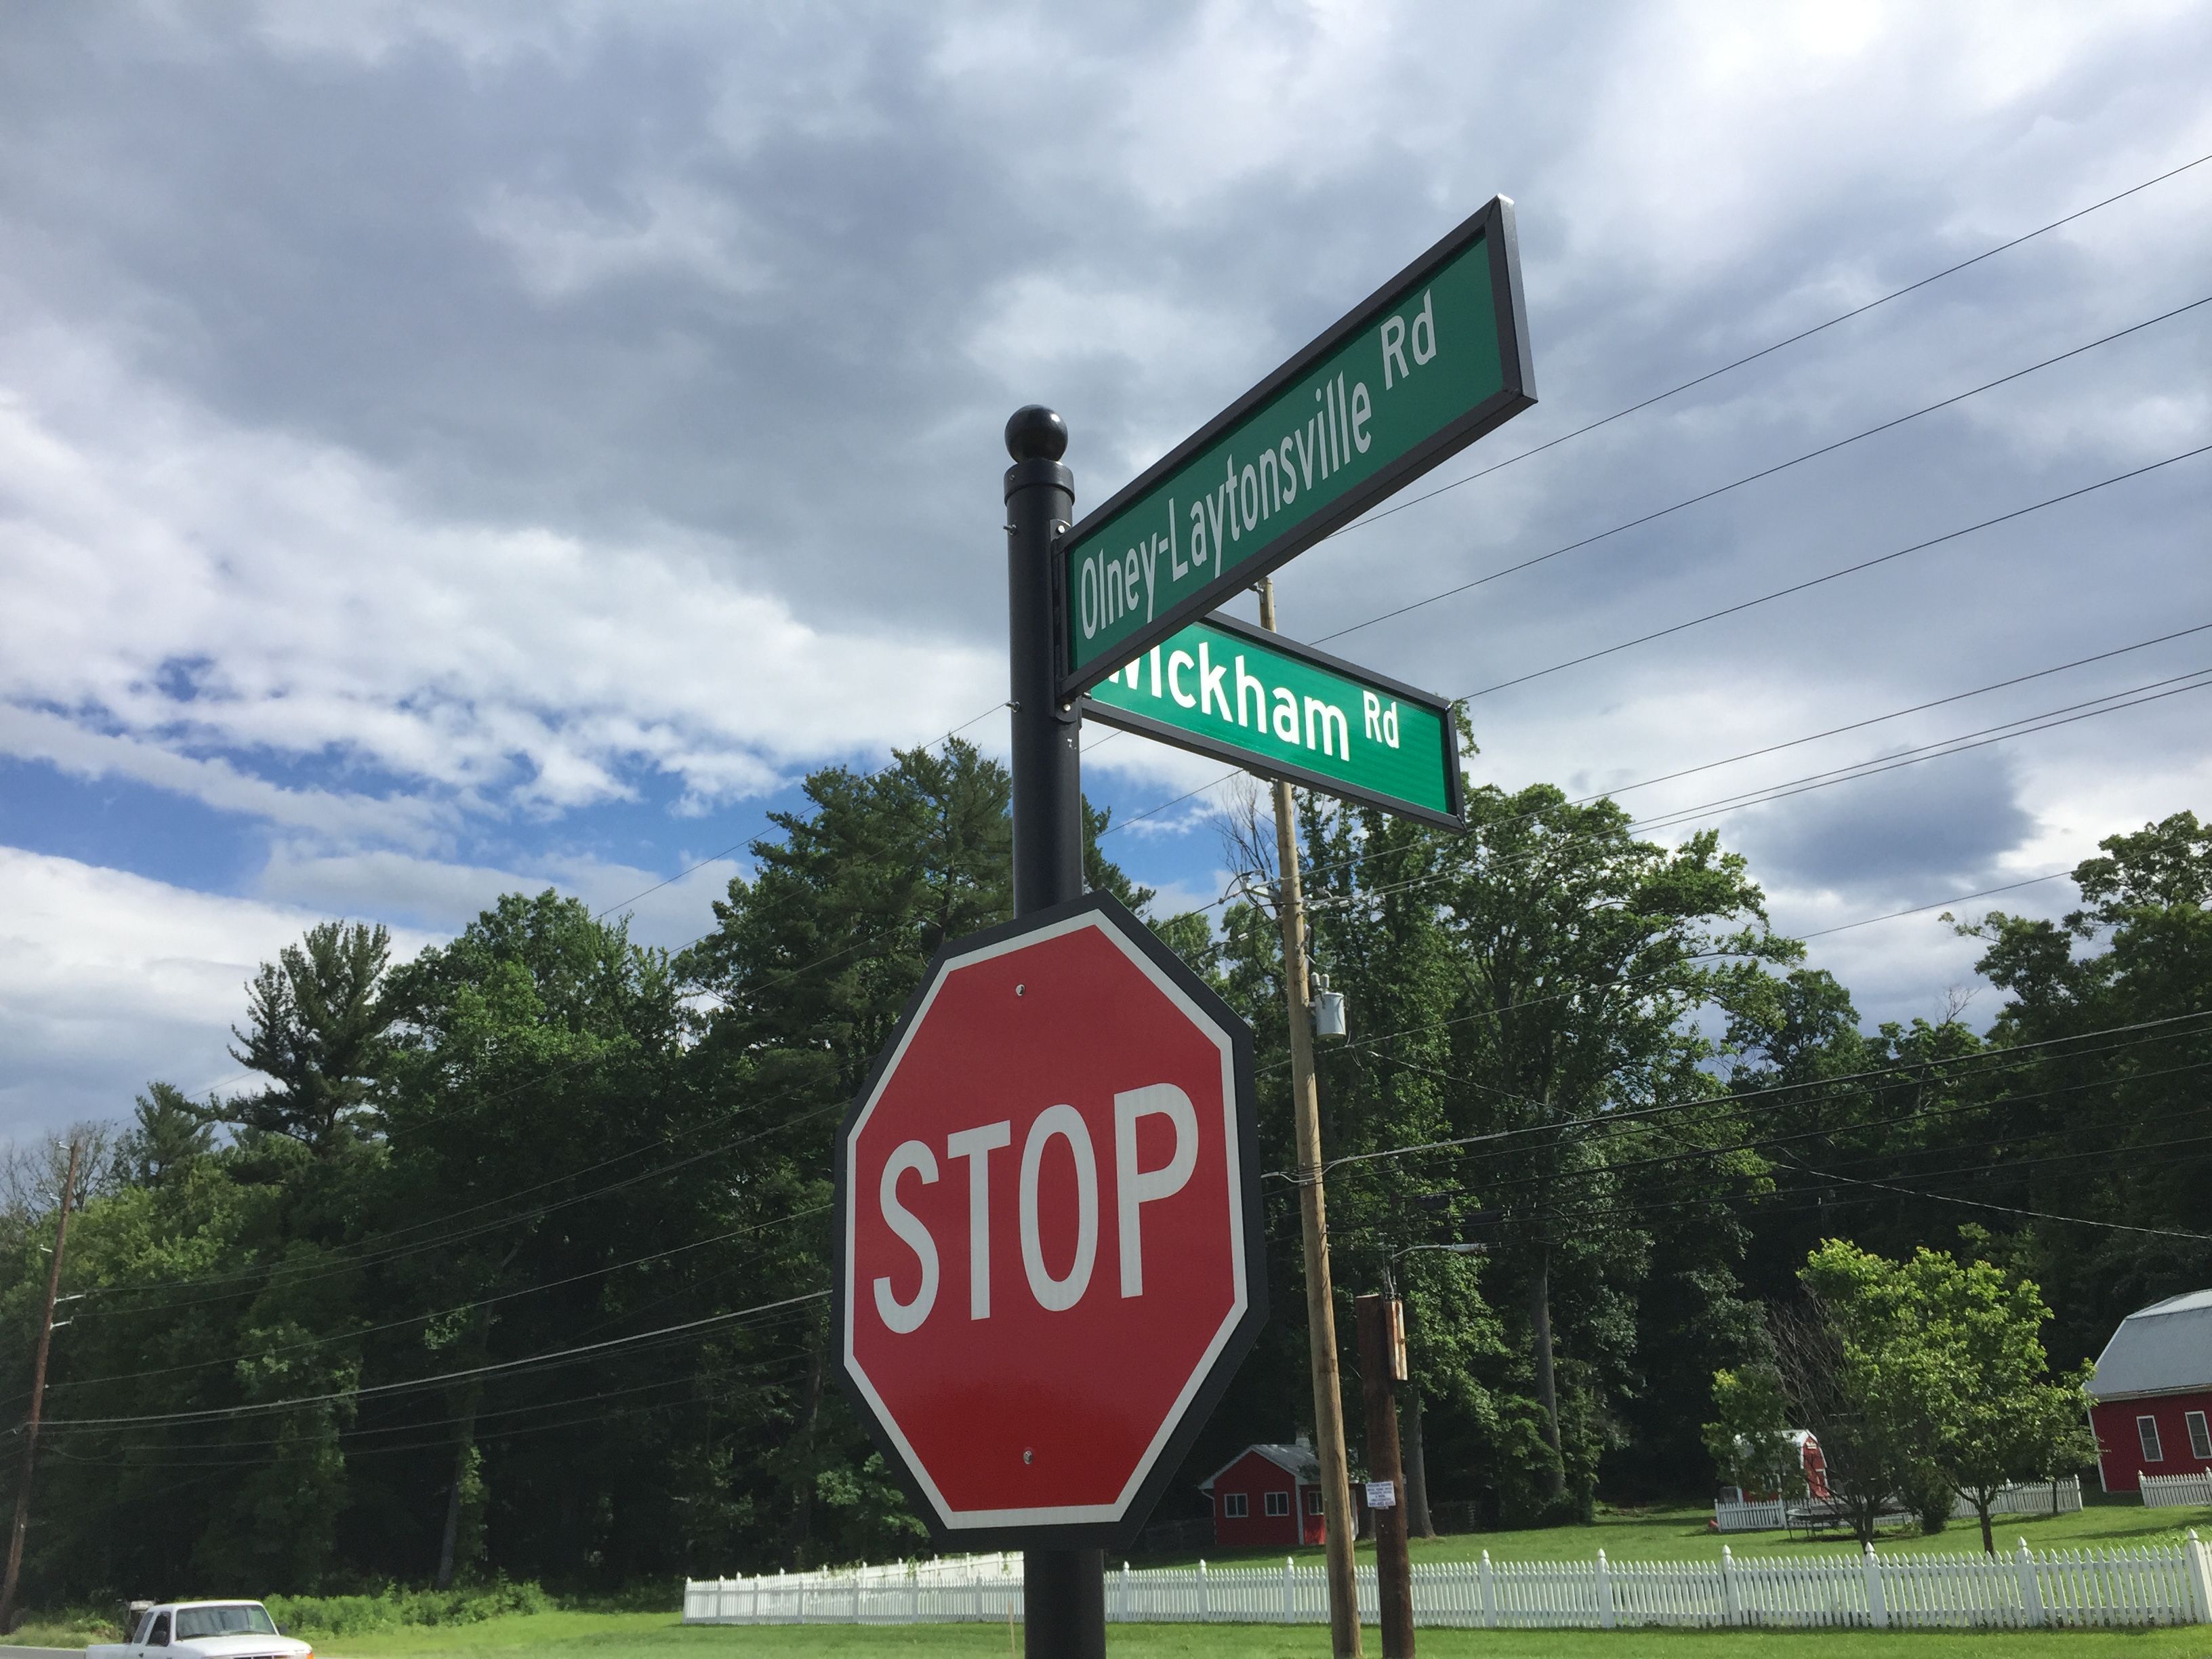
[1057,194,1534,698]
[1081,613,1464,830]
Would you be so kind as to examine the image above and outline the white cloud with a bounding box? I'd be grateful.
[0,316,1002,836]
[229,0,608,70]
[476,178,772,302]
[1135,872,1235,926]
[0,846,435,1143]
[0,703,447,848]
[256,842,745,949]
[5,0,2208,1126]
[0,837,754,1146]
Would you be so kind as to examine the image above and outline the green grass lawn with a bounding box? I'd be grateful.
[1137,1494,2212,1570]
[302,1615,2212,1659]
[9,1500,2205,1656]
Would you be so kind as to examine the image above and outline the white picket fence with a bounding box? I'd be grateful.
[684,1532,2212,1630]
[2142,1473,2212,1508]
[1714,1476,2083,1533]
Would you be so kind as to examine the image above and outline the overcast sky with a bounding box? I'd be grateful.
[3,1,2208,1143]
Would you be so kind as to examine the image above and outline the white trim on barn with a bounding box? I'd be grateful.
[1198,1441,1322,1491]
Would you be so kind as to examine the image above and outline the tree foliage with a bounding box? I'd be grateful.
[1736,1240,2092,1553]
[1,774,2198,1597]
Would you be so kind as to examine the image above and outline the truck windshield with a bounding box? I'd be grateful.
[175,1605,279,1638]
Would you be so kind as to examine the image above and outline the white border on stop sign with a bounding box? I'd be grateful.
[840,906,1248,1530]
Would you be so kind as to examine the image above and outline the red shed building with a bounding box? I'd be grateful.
[1200,1441,1327,1548]
[2087,1289,2212,1493]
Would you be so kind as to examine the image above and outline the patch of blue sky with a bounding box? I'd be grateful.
[0,756,267,893]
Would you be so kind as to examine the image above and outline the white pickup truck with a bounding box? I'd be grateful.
[89,1601,312,1659]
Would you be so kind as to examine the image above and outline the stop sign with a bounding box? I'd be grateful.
[834,890,1263,1549]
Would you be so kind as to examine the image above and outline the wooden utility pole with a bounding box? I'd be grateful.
[1256,577,1361,1659]
[1356,1294,1416,1658]
[1,1139,80,1635]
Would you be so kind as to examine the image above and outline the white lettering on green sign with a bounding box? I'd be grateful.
[1085,618,1456,823]
[1064,226,1506,680]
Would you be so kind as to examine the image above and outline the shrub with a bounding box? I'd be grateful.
[9,1608,125,1646]
[263,1579,552,1637]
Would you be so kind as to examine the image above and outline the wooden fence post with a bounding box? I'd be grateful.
[1862,1544,1887,1629]
[2015,1538,2045,1628]
[1721,1545,1740,1626]
[2184,1530,2212,1624]
[1480,1551,1496,1630]
[1595,1551,1614,1630]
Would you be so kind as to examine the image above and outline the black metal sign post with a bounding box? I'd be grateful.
[1002,404,1105,1659]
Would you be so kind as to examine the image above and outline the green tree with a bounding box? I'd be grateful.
[1958,811,2212,1364]
[1786,1241,2092,1553]
[1765,1244,1938,1545]
[678,741,1191,1567]
[222,920,395,1158]
[1703,1359,1806,1501]
[380,890,697,1589]
[112,1083,215,1187]
[1431,784,1785,1514]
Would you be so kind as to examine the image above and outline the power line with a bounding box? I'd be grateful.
[1497,1123,2212,1242]
[1460,443,2212,701]
[1553,624,2212,811]
[34,1288,832,1431]
[1267,1008,2212,1180]
[44,1352,821,1470]
[1326,668,2207,914]
[1318,294,2212,646]
[1307,152,2212,547]
[84,892,2156,1427]
[1336,1061,2212,1246]
[73,1097,841,1312]
[1256,662,2207,943]
[1096,614,2212,845]
[47,1203,831,1391]
[1370,1135,2212,1250]
[1090,170,2212,833]
[55,1336,817,1456]
[1793,873,2070,940]
[1615,669,2212,837]
[1778,1163,2212,1245]
[1371,1054,2212,1209]
[79,731,1058,1314]
[129,663,2132,1327]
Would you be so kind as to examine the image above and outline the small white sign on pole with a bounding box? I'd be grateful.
[1364,1481,1396,1510]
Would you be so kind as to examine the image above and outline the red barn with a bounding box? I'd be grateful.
[1200,1441,1327,1548]
[2087,1289,2212,1494]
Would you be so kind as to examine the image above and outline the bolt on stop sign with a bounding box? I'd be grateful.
[834,891,1265,1549]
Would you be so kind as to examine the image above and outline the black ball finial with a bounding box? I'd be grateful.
[1005,405,1068,464]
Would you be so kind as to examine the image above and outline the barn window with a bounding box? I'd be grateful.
[1308,1490,1325,1515]
[2188,1412,2211,1460]
[1265,1491,1290,1516]
[1223,1493,1248,1518]
[2137,1416,2163,1462]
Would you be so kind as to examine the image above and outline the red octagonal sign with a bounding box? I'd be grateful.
[834,890,1264,1549]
